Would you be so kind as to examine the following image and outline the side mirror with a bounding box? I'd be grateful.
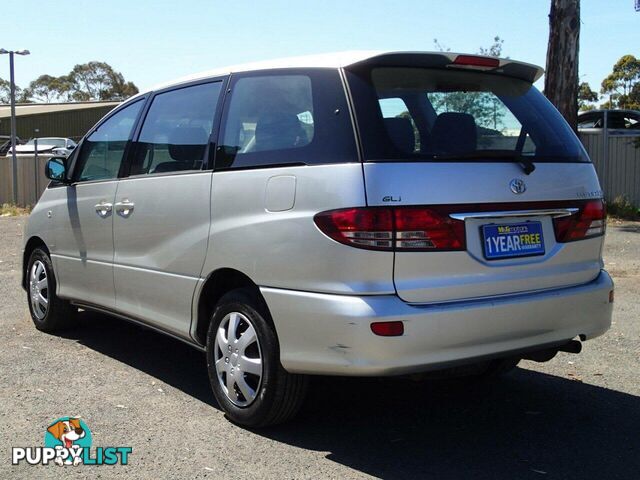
[45,157,68,182]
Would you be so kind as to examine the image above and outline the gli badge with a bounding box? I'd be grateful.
[509,178,526,195]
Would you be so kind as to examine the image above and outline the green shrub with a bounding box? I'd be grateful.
[0,203,32,216]
[607,196,640,221]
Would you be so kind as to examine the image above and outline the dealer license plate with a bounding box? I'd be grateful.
[482,221,545,260]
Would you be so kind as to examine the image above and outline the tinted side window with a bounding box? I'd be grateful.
[627,113,640,130]
[75,100,144,182]
[577,113,603,129]
[608,111,640,130]
[128,82,222,176]
[607,112,627,129]
[217,69,357,169]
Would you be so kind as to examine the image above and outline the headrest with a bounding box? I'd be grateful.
[255,113,305,151]
[168,125,209,161]
[383,117,415,153]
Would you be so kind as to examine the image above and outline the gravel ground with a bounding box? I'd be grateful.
[0,216,638,479]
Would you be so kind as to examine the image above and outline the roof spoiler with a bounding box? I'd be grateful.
[345,52,544,84]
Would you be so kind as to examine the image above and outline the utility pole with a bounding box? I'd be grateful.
[0,48,30,204]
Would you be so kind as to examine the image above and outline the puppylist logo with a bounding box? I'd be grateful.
[12,417,132,466]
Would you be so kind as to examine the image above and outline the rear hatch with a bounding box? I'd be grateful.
[344,53,605,304]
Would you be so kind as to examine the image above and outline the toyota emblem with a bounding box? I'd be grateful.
[509,178,526,194]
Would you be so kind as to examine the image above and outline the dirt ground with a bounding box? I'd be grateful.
[0,216,638,479]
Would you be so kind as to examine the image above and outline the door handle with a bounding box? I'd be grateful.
[115,200,135,217]
[94,202,113,218]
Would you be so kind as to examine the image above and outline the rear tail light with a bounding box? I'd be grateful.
[553,199,606,242]
[315,200,607,251]
[313,207,465,251]
[313,207,394,249]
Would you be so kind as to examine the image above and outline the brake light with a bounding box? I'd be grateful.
[553,199,606,242]
[313,207,465,251]
[452,55,500,69]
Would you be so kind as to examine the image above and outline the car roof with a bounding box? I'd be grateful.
[29,137,67,142]
[579,109,640,115]
[143,50,544,95]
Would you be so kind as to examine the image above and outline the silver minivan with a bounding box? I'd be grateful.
[22,51,614,427]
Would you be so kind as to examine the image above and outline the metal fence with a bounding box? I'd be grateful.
[579,130,640,207]
[0,154,50,206]
[1,133,639,207]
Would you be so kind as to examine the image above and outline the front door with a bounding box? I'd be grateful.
[52,99,145,309]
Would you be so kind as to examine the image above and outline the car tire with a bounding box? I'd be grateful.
[205,288,308,428]
[26,248,77,332]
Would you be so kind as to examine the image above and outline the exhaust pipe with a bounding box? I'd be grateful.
[523,339,582,363]
[557,339,582,354]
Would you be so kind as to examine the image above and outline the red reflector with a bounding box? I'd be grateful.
[453,55,500,68]
[371,321,404,337]
[553,199,606,242]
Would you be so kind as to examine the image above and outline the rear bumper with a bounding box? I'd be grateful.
[260,270,614,376]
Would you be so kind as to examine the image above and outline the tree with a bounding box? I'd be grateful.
[20,62,139,103]
[578,82,598,110]
[0,78,10,103]
[600,55,640,109]
[24,74,72,102]
[628,83,640,110]
[432,36,505,58]
[0,77,30,104]
[544,0,580,131]
[64,62,138,101]
[478,36,505,57]
[432,39,451,52]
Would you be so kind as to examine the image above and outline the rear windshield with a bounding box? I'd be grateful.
[346,67,588,163]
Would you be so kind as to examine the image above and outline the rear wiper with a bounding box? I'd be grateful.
[517,154,536,175]
[430,150,536,175]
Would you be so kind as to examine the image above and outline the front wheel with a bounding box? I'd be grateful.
[205,288,308,427]
[26,248,77,332]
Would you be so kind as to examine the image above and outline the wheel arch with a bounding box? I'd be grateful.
[193,268,272,346]
[22,236,49,290]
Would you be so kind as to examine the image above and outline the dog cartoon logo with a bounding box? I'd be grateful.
[44,417,92,466]
[12,416,131,466]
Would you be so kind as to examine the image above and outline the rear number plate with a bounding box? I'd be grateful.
[482,222,544,260]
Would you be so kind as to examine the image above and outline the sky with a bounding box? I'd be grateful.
[1,0,638,96]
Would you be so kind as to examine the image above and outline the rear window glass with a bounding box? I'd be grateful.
[346,67,588,163]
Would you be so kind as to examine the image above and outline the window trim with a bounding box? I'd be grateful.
[577,111,604,129]
[121,76,229,180]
